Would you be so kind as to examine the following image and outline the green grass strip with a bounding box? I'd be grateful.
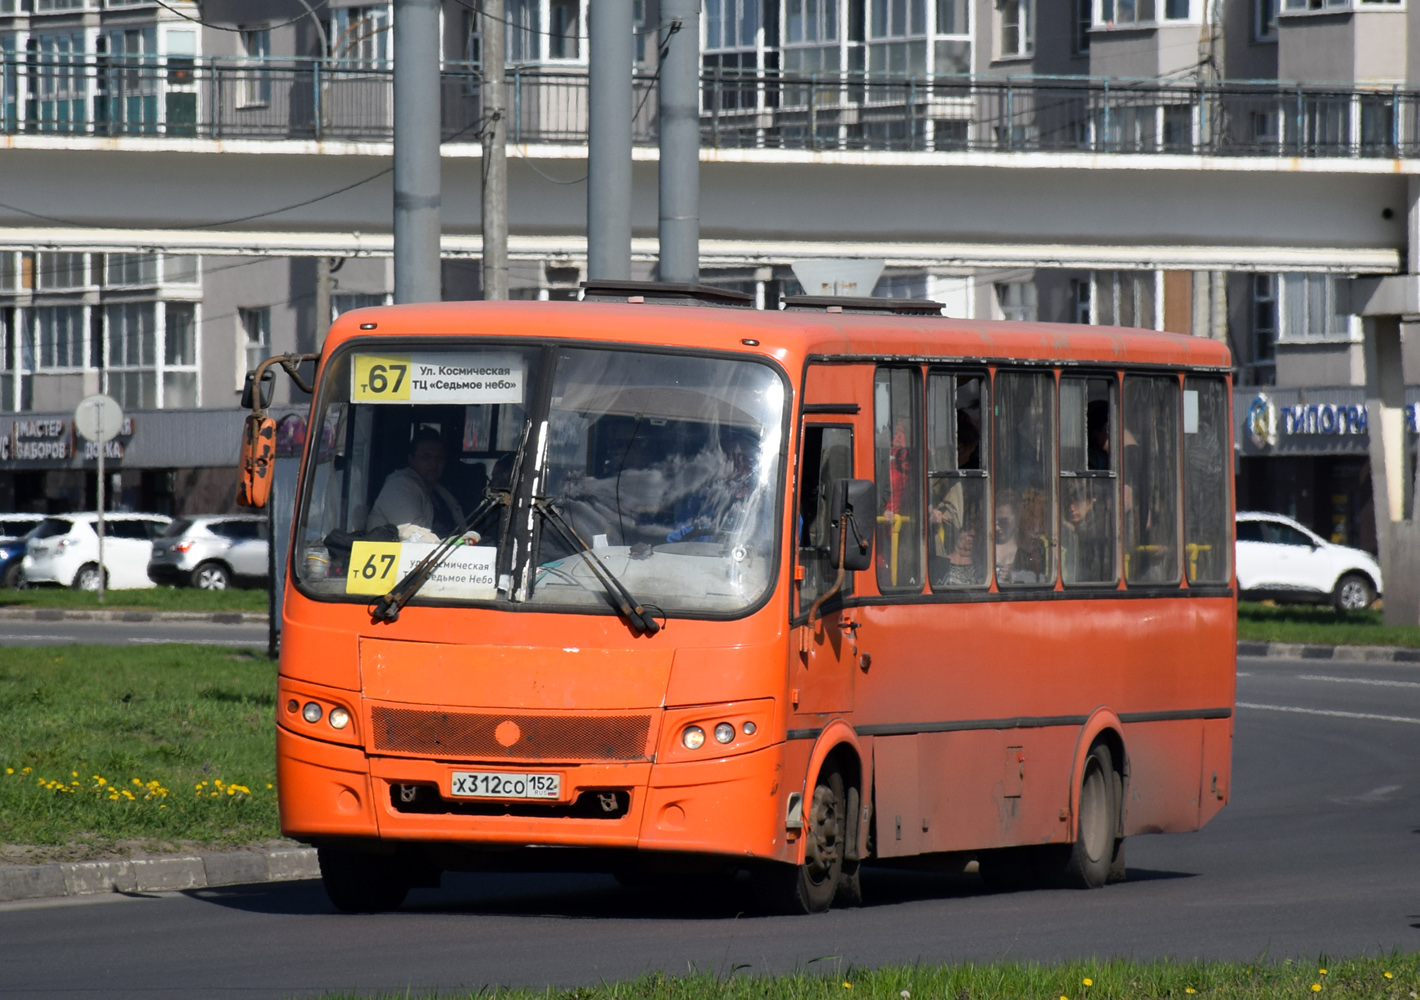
[315,955,1420,1000]
[0,644,279,859]
[0,585,267,613]
[1237,603,1420,650]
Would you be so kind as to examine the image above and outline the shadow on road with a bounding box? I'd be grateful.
[187,864,1198,920]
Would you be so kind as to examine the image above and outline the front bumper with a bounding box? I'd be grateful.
[276,722,788,861]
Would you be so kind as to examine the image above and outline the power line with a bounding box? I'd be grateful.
[151,0,332,35]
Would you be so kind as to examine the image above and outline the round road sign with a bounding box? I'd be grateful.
[74,394,124,444]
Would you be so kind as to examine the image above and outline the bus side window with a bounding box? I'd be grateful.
[1183,377,1232,585]
[993,371,1056,587]
[1059,376,1118,586]
[874,368,924,592]
[798,425,855,614]
[1123,374,1182,585]
[927,372,989,590]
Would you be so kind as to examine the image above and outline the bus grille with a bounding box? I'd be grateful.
[370,707,653,762]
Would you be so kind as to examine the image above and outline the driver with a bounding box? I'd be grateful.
[368,428,467,542]
[667,430,759,543]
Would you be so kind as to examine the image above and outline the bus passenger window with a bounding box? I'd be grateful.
[927,373,988,590]
[1123,375,1182,585]
[1059,377,1118,586]
[1183,377,1231,585]
[874,368,923,592]
[798,425,855,614]
[993,371,1055,587]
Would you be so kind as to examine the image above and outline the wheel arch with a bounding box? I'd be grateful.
[791,721,863,866]
[1066,708,1127,841]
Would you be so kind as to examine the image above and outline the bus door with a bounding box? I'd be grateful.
[793,365,874,718]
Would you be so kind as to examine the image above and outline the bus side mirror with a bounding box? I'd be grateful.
[240,368,274,409]
[829,478,875,572]
[237,413,277,509]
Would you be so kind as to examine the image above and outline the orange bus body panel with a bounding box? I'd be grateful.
[278,300,1234,875]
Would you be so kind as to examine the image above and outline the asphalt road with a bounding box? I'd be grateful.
[0,617,269,647]
[1,654,1417,999]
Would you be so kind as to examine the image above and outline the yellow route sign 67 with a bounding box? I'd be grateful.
[346,541,404,594]
[352,355,411,402]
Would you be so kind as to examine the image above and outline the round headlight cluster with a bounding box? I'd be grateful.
[682,725,705,750]
[328,707,351,730]
[301,701,322,724]
[714,722,735,744]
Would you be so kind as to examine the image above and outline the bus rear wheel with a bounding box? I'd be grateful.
[754,767,847,914]
[317,845,411,913]
[1052,743,1121,889]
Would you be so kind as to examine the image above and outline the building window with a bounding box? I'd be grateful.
[548,0,580,59]
[1164,0,1191,16]
[162,255,199,285]
[1278,273,1352,342]
[1093,271,1157,329]
[105,302,157,410]
[1071,278,1092,323]
[998,0,1033,58]
[634,1,648,65]
[329,6,390,67]
[163,302,199,408]
[995,281,1037,321]
[1074,0,1093,51]
[1254,0,1279,38]
[36,252,87,291]
[36,306,86,370]
[1252,273,1277,384]
[332,293,390,321]
[106,253,158,288]
[239,306,270,379]
[238,28,272,108]
[707,0,762,51]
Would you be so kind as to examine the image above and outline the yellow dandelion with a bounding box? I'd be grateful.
[1186,990,1197,995]
[842,984,852,991]
[1312,985,1322,993]
[159,804,166,809]
[1083,979,1093,987]
[266,783,274,789]
[1320,970,1328,977]
[5,767,13,775]
[132,778,141,785]
[1061,994,1070,1000]
[1385,973,1394,980]
[21,766,30,774]
[71,771,77,778]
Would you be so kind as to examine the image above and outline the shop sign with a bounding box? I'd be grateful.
[1247,394,1420,450]
[1,418,72,462]
[79,416,135,461]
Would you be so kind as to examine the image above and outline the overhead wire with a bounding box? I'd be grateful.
[150,0,333,35]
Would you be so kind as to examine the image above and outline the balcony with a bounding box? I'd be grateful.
[1,55,1419,159]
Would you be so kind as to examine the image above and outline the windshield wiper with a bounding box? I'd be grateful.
[370,490,510,624]
[533,497,661,636]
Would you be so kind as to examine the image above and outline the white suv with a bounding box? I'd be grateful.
[1235,511,1383,612]
[23,513,172,590]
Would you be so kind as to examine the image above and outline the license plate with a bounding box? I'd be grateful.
[450,770,561,800]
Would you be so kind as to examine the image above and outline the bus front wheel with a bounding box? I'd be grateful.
[754,767,848,914]
[318,845,411,913]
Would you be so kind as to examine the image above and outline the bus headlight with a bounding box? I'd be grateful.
[328,707,351,730]
[302,702,323,724]
[682,726,705,750]
[714,722,735,744]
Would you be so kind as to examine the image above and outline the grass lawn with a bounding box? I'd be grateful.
[319,956,1420,1000]
[1237,602,1420,650]
[0,644,280,862]
[0,585,267,614]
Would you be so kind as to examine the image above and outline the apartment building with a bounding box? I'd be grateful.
[0,0,1415,547]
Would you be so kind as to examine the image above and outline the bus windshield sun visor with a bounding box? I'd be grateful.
[369,490,510,624]
[533,498,662,636]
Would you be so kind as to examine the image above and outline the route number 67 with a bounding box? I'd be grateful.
[346,541,404,595]
[353,355,412,402]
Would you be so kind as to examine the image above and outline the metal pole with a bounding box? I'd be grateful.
[658,0,700,285]
[95,400,105,605]
[481,0,509,299]
[588,0,633,281]
[393,0,442,304]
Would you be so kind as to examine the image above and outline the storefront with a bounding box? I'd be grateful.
[1234,387,1420,554]
[0,407,301,516]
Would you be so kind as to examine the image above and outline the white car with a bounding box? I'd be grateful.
[24,513,172,590]
[1235,511,1383,612]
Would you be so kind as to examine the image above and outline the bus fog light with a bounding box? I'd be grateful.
[714,722,735,744]
[286,699,299,714]
[302,702,323,724]
[682,726,705,750]
[742,721,757,736]
[328,707,351,730]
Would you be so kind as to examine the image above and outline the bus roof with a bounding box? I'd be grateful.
[324,300,1233,372]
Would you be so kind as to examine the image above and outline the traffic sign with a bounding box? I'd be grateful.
[74,394,124,444]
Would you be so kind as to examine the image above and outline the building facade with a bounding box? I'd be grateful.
[0,0,1417,550]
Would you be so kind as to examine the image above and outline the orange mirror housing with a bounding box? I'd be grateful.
[238,413,277,509]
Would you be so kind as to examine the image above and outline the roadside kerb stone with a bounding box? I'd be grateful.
[1239,640,1420,663]
[0,846,318,902]
[0,608,268,624]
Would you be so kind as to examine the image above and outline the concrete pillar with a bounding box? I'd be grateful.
[658,0,700,284]
[392,0,442,304]
[588,1,634,281]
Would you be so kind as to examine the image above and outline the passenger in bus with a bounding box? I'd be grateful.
[935,497,985,587]
[367,428,468,542]
[929,411,981,538]
[1088,400,1111,471]
[666,431,759,544]
[993,489,1045,585]
[1062,479,1110,583]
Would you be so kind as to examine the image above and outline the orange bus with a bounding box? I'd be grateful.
[242,286,1235,914]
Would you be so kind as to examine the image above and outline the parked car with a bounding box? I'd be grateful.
[23,513,172,590]
[1235,511,1383,612]
[148,515,269,590]
[0,514,44,588]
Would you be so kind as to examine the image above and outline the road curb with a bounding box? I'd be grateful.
[1237,640,1420,662]
[0,846,317,902]
[0,608,268,624]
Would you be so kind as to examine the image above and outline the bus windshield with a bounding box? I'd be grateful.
[294,342,786,618]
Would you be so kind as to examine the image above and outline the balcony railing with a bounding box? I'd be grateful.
[1,56,1417,158]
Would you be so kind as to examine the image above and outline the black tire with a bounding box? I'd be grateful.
[72,563,105,591]
[317,846,411,913]
[1055,743,1120,889]
[753,767,848,914]
[2,562,23,589]
[191,561,231,590]
[1333,573,1375,612]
